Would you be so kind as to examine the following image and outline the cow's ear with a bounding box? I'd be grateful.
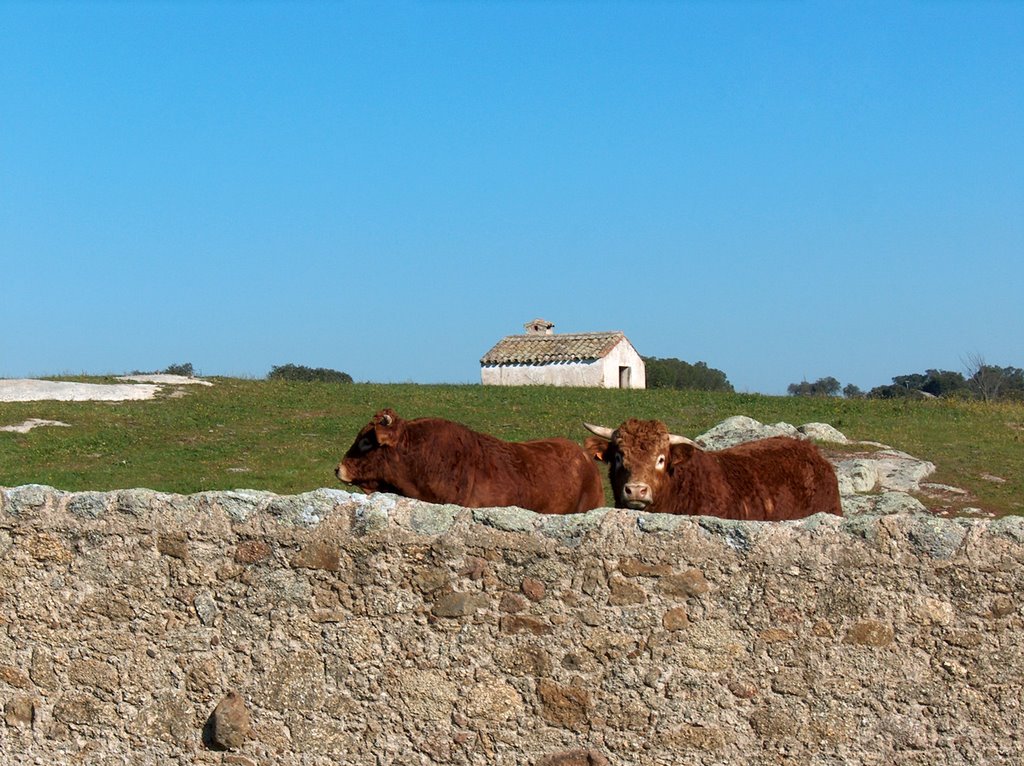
[373,409,400,446]
[583,436,611,463]
[669,443,697,467]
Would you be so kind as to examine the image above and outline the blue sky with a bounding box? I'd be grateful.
[2,1,1021,394]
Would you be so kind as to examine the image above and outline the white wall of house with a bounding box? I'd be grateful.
[481,360,604,387]
[598,338,646,389]
[480,339,646,388]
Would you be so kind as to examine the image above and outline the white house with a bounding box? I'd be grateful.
[480,319,646,389]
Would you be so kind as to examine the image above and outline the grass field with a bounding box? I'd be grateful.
[1,377,1021,516]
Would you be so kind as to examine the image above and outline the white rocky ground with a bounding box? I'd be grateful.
[0,418,72,434]
[0,376,213,431]
[0,375,211,403]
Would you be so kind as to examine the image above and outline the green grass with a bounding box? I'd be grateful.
[1,378,1021,516]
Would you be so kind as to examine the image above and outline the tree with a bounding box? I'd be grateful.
[787,380,813,397]
[787,377,841,397]
[891,373,928,392]
[964,354,1024,402]
[920,369,968,398]
[642,357,734,392]
[843,383,864,399]
[817,376,841,396]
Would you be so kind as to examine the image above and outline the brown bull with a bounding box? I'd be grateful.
[583,419,842,520]
[336,408,605,515]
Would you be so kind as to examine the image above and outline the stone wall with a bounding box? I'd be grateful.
[1,484,1022,765]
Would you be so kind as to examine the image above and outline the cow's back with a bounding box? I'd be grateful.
[668,437,841,520]
[403,421,603,515]
[511,437,605,515]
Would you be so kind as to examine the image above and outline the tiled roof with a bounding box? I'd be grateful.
[480,332,626,366]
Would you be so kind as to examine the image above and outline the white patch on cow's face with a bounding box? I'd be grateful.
[655,454,666,470]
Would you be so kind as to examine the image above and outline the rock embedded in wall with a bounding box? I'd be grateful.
[207,691,251,750]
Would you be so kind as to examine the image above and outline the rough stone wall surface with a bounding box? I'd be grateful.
[1,484,1022,766]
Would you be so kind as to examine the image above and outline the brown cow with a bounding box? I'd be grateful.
[336,408,605,515]
[583,419,842,520]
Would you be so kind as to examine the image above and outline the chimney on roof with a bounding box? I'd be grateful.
[524,318,555,335]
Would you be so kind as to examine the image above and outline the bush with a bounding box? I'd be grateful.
[267,364,353,384]
[867,384,934,400]
[162,362,194,377]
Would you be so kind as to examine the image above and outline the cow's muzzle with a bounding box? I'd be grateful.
[335,463,352,482]
[622,482,652,509]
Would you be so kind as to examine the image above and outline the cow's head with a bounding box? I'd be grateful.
[335,408,404,491]
[583,419,699,510]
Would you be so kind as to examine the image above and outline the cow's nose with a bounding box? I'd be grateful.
[335,464,348,481]
[624,482,651,502]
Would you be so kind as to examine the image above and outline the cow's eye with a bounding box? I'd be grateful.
[358,437,374,453]
[613,453,623,469]
[656,454,666,470]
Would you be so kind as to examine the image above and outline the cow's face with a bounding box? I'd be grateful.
[335,408,404,491]
[585,419,674,510]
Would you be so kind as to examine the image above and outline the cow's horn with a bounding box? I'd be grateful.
[583,423,614,440]
[668,433,701,448]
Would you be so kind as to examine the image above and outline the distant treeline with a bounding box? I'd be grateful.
[790,363,1024,402]
[642,357,734,392]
